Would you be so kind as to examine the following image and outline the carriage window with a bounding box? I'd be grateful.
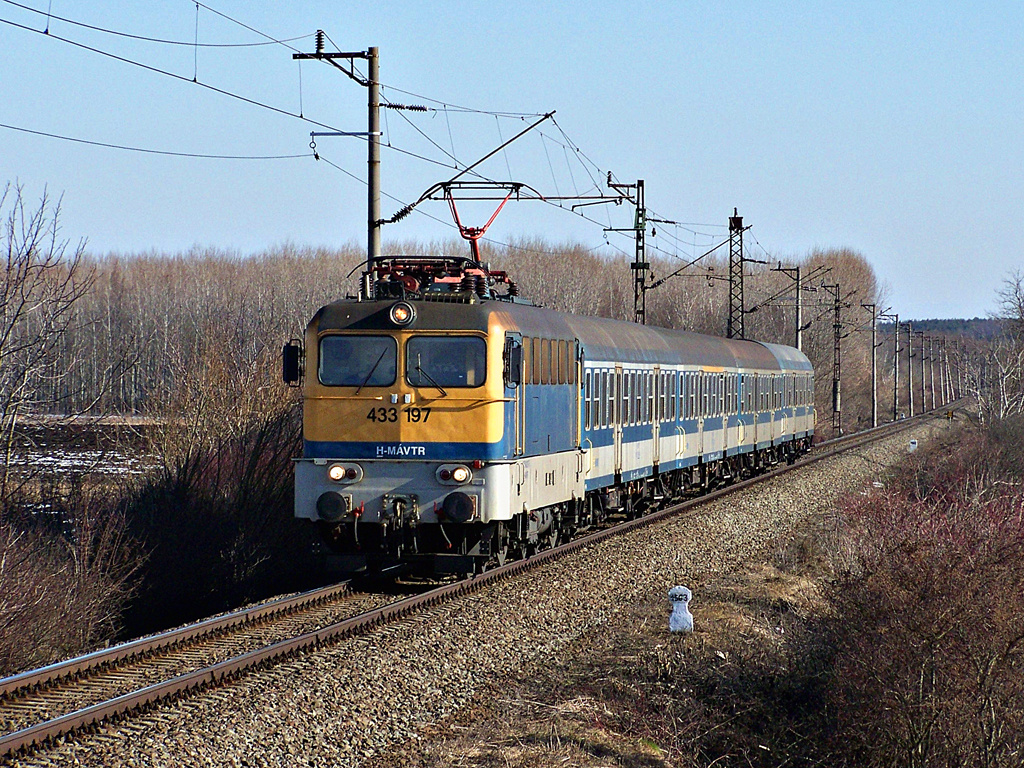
[406,336,486,388]
[672,373,678,420]
[557,341,566,385]
[567,342,576,385]
[641,373,648,423]
[606,370,614,427]
[585,371,592,429]
[658,372,665,421]
[632,372,638,424]
[319,335,396,387]
[645,372,651,423]
[618,371,626,425]
[598,370,606,428]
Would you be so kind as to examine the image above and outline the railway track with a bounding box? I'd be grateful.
[0,410,947,762]
[0,576,406,758]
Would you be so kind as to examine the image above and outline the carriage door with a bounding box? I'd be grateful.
[652,366,661,467]
[754,374,761,448]
[696,372,705,456]
[613,365,623,477]
[504,332,524,456]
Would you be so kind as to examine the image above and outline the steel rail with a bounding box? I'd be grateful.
[0,407,951,759]
[0,580,355,700]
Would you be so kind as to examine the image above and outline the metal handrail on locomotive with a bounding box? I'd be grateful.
[283,255,815,574]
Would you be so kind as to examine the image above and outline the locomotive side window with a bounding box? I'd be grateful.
[406,336,487,388]
[319,335,397,387]
[523,338,533,385]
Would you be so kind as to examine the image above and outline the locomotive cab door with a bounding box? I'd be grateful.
[504,332,524,456]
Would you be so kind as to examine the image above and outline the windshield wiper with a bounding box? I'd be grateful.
[355,349,388,395]
[414,356,448,397]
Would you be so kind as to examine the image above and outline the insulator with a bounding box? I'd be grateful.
[475,276,488,298]
[315,30,325,54]
[508,280,519,297]
[383,103,429,112]
[390,204,414,224]
[460,273,475,293]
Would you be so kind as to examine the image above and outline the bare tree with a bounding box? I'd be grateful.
[0,184,92,510]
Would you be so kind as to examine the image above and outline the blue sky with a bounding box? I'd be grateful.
[1,1,1021,320]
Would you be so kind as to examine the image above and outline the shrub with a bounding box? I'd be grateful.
[0,493,138,675]
[119,401,312,635]
[825,421,1024,767]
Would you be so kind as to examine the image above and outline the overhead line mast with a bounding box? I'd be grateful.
[728,209,745,339]
[293,34,381,297]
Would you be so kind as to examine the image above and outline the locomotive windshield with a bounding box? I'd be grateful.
[319,335,397,387]
[406,336,487,388]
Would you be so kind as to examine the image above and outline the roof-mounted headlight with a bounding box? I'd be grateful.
[389,301,415,327]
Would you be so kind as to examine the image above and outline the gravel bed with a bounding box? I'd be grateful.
[1,593,400,736]
[6,419,942,768]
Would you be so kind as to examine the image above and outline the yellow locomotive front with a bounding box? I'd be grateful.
[289,293,520,571]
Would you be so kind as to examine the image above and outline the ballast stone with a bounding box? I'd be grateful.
[668,585,693,633]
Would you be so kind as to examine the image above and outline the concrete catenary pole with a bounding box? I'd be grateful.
[893,315,900,421]
[919,333,928,411]
[862,303,878,428]
[368,47,381,272]
[907,323,915,418]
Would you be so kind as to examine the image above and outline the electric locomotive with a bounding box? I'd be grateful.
[283,255,814,573]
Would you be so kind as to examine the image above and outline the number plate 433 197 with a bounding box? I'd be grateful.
[366,407,431,423]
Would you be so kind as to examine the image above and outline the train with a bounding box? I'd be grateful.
[283,255,814,574]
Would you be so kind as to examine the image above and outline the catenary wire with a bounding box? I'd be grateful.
[0,0,312,47]
[0,121,307,159]
[6,2,704,263]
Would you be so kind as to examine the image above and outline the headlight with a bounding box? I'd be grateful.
[328,463,363,483]
[389,301,415,326]
[436,464,472,485]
